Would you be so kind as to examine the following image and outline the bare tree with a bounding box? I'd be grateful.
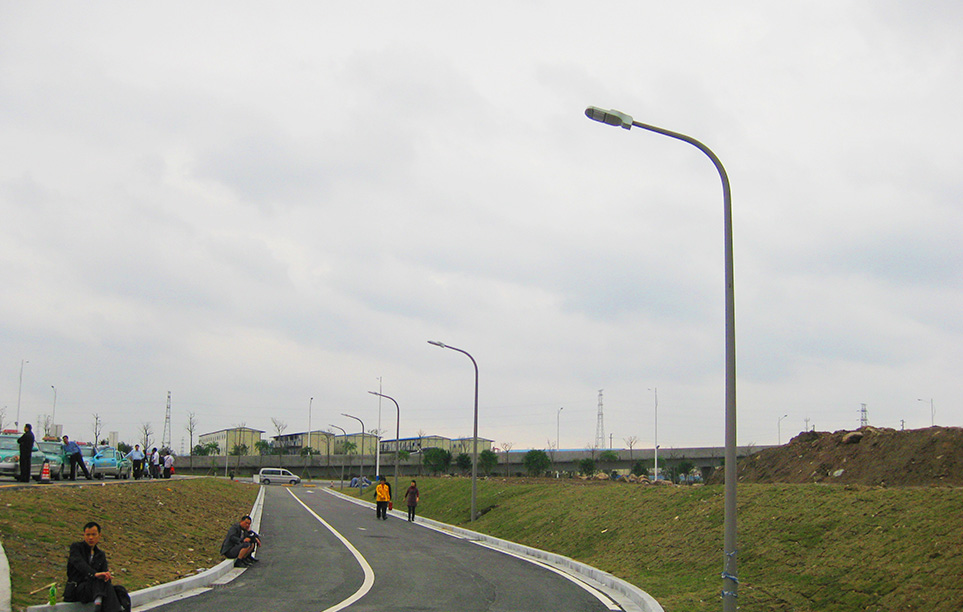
[139,422,154,452]
[91,413,103,445]
[499,441,514,476]
[0,406,6,430]
[37,414,53,438]
[185,412,198,471]
[271,418,287,462]
[624,435,639,460]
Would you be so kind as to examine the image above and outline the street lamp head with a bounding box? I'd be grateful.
[428,340,447,349]
[585,106,633,129]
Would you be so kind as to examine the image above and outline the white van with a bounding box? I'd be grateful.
[254,467,301,485]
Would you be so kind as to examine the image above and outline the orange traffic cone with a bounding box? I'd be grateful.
[40,461,51,484]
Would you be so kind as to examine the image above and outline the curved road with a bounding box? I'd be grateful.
[144,486,622,612]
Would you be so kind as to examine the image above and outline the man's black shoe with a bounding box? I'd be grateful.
[234,559,249,568]
[248,556,260,563]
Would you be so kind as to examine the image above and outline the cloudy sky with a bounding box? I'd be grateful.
[1,2,960,455]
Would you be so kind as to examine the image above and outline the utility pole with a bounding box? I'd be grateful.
[595,389,604,451]
[859,403,868,428]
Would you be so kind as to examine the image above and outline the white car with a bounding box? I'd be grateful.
[254,467,300,485]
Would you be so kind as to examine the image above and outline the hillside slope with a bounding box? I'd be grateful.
[723,426,963,486]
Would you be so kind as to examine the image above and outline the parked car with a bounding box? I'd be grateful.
[0,433,47,481]
[37,439,68,480]
[90,447,132,479]
[254,467,300,485]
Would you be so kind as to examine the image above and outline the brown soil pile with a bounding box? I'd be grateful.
[719,426,963,487]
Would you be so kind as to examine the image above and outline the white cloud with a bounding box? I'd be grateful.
[1,2,960,453]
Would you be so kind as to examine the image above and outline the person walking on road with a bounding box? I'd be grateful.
[62,435,92,481]
[404,480,420,522]
[125,445,145,479]
[221,514,261,568]
[375,475,391,520]
[17,424,35,483]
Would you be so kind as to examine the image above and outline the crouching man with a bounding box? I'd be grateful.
[65,521,127,612]
[220,514,262,568]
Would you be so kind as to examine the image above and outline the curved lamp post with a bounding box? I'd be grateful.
[329,424,347,490]
[585,105,737,611]
[341,413,366,490]
[369,391,401,504]
[428,340,480,522]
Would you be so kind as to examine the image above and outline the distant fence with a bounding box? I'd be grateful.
[178,445,771,481]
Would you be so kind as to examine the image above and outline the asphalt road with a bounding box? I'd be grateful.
[142,485,622,612]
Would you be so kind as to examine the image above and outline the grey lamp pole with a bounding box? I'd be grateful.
[585,105,737,611]
[917,398,935,427]
[778,414,788,445]
[556,407,563,470]
[428,340,480,522]
[51,385,57,437]
[329,424,347,490]
[342,413,366,489]
[15,359,28,428]
[369,391,401,504]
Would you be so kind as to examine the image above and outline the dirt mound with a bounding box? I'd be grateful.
[717,426,963,487]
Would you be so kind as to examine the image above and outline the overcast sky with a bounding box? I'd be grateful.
[1,2,960,455]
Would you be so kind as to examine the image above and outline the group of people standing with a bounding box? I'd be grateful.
[122,445,174,479]
[375,476,420,522]
[13,424,96,482]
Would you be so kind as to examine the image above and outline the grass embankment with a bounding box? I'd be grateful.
[0,478,257,611]
[357,478,963,612]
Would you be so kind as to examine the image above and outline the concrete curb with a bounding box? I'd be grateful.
[21,484,265,612]
[324,486,664,612]
[0,532,11,612]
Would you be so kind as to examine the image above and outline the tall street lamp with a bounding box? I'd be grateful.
[917,398,935,427]
[556,407,564,470]
[51,385,57,437]
[428,340,480,522]
[16,359,28,428]
[329,424,347,490]
[308,397,314,456]
[369,391,401,504]
[778,414,789,445]
[342,413,366,486]
[586,105,737,611]
[649,387,659,482]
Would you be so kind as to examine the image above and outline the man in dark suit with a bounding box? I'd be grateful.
[17,424,35,483]
[64,521,125,611]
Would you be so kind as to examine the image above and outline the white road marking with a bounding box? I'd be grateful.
[288,489,376,612]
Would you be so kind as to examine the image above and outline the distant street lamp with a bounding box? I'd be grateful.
[556,407,564,470]
[778,414,789,445]
[649,387,659,482]
[308,397,314,457]
[329,424,347,490]
[342,413,366,486]
[369,391,401,504]
[917,398,935,427]
[586,105,737,611]
[15,359,28,428]
[428,340,480,522]
[51,385,57,436]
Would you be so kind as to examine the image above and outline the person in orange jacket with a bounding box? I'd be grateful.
[375,475,391,520]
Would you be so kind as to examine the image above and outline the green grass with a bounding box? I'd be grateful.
[383,478,963,612]
[0,478,258,611]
